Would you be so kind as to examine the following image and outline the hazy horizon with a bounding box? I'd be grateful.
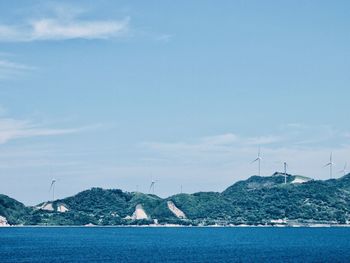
[1,1,350,205]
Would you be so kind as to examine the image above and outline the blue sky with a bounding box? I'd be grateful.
[0,1,350,204]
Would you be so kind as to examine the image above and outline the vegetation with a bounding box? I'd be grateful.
[2,173,350,226]
[0,194,31,225]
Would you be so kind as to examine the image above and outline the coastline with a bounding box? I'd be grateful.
[2,223,350,228]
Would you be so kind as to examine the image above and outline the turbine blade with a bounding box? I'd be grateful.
[251,158,259,164]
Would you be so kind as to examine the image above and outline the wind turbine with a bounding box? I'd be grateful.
[251,147,262,176]
[324,153,334,179]
[283,162,288,184]
[149,180,157,194]
[49,179,57,201]
[339,162,347,176]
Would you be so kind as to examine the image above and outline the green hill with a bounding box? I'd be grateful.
[0,194,30,225]
[2,173,350,226]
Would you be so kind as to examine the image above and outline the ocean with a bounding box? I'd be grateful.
[0,227,350,262]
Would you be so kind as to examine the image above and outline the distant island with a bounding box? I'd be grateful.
[1,173,350,227]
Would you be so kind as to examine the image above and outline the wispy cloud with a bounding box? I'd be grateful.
[0,60,33,71]
[0,105,6,116]
[140,124,350,178]
[0,118,91,144]
[30,18,129,41]
[0,58,35,79]
[143,133,283,154]
[344,132,350,138]
[200,133,238,146]
[155,34,174,43]
[0,6,129,42]
[245,135,283,145]
[143,133,237,154]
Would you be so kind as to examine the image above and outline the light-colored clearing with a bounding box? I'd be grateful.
[57,204,69,213]
[38,202,54,211]
[124,204,149,220]
[291,176,311,184]
[167,201,186,219]
[132,204,148,220]
[0,215,9,226]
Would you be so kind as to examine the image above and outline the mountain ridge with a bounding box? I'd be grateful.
[1,173,350,226]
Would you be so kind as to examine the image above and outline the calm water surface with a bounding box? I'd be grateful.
[0,227,350,262]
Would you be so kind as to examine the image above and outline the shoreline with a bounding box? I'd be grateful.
[2,224,350,228]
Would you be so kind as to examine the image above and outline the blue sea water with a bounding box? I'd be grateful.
[0,227,350,262]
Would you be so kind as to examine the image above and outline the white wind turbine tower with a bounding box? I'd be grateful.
[324,153,334,179]
[149,179,157,194]
[49,179,57,201]
[339,163,347,176]
[251,147,262,176]
[283,162,288,184]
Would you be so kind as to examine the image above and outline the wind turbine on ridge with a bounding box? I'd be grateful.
[339,162,347,177]
[149,177,158,194]
[324,153,334,179]
[251,147,262,176]
[283,162,288,184]
[49,179,57,201]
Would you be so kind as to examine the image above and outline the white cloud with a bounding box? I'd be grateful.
[285,123,304,129]
[200,133,238,145]
[143,133,239,156]
[245,135,283,145]
[155,34,174,42]
[0,105,7,116]
[0,59,35,79]
[0,60,33,70]
[344,132,350,138]
[0,118,89,144]
[140,125,350,180]
[0,7,129,42]
[29,18,128,41]
[143,133,282,155]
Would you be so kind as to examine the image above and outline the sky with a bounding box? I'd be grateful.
[0,0,350,205]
